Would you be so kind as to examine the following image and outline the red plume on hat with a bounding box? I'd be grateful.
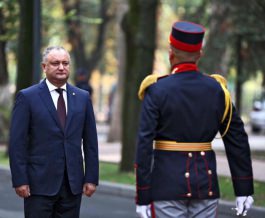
[169,21,205,52]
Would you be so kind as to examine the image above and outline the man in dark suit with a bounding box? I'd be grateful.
[9,46,99,217]
[135,21,254,218]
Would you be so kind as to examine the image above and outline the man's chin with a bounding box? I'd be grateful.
[56,75,69,81]
[50,77,68,86]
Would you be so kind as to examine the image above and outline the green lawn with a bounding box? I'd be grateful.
[0,150,9,166]
[218,175,265,207]
[1,152,264,207]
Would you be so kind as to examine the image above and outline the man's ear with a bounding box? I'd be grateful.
[41,63,46,72]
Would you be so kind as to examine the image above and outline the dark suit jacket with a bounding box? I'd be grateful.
[9,79,99,196]
[135,71,253,205]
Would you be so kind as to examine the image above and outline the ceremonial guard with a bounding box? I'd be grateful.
[135,21,254,218]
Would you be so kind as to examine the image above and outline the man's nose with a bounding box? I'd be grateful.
[58,63,64,70]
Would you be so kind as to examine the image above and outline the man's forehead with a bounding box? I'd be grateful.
[48,49,70,60]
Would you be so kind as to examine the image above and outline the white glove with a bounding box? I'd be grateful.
[235,196,254,216]
[136,205,151,218]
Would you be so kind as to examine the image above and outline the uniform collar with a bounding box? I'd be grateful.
[171,62,198,74]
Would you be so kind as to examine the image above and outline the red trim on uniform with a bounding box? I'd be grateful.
[202,155,212,195]
[194,153,201,198]
[186,156,192,195]
[171,62,198,74]
[134,163,139,203]
[169,35,202,52]
[151,202,156,218]
[134,163,151,204]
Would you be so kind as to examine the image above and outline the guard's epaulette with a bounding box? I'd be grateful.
[210,74,233,138]
[138,74,168,100]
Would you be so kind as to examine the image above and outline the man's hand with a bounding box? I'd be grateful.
[235,196,254,216]
[15,185,30,198]
[136,205,151,218]
[83,183,96,197]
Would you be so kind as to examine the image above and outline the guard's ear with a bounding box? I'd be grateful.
[195,50,203,63]
[199,50,203,58]
[168,48,175,63]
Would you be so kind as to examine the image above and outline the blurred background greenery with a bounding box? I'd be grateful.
[0,0,265,172]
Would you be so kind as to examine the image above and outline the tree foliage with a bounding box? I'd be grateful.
[175,0,265,112]
[0,0,19,85]
[61,0,112,81]
[0,5,8,85]
[230,0,265,80]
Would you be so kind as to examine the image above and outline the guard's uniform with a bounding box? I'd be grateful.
[135,21,254,214]
[135,63,253,205]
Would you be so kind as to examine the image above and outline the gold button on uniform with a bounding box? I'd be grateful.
[209,191,213,196]
[208,170,212,175]
[185,172,190,178]
[187,193,192,197]
[200,151,205,156]
[188,152,192,157]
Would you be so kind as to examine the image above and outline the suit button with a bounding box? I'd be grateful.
[187,193,192,197]
[188,152,192,158]
[185,172,190,178]
[209,191,213,196]
[200,151,205,156]
[208,170,212,175]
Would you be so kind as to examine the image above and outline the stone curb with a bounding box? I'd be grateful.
[98,181,135,198]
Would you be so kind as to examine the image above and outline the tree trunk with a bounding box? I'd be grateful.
[120,0,159,172]
[16,0,34,93]
[262,72,265,90]
[107,0,128,142]
[61,0,87,71]
[0,7,8,85]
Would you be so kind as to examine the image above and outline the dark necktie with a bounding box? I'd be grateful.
[55,88,66,128]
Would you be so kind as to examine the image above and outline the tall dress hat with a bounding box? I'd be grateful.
[169,21,205,52]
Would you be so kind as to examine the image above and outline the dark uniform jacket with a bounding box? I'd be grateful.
[135,66,254,205]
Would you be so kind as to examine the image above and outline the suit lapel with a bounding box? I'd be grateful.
[38,80,63,131]
[65,84,75,133]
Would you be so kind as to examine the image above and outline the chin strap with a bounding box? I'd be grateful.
[210,74,233,138]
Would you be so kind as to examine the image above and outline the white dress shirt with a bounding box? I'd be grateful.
[46,79,68,114]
